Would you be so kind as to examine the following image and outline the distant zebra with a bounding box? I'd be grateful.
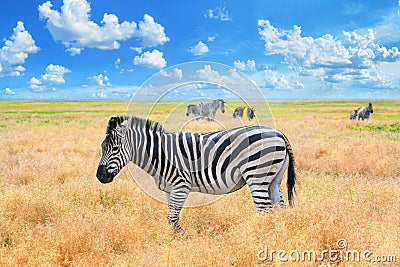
[356,103,374,120]
[198,99,226,121]
[349,107,361,120]
[186,104,201,121]
[350,103,373,120]
[247,107,255,121]
[233,107,244,118]
[97,116,296,234]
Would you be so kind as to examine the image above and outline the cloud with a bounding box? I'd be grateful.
[0,21,40,77]
[258,19,400,88]
[130,46,144,54]
[189,41,209,56]
[4,88,15,95]
[262,68,304,90]
[29,64,70,91]
[42,64,71,84]
[363,11,400,44]
[137,14,170,47]
[92,73,111,86]
[205,6,232,21]
[114,58,121,69]
[38,0,169,55]
[29,77,43,91]
[160,67,183,79]
[234,59,256,71]
[133,49,166,69]
[196,64,245,86]
[92,88,108,98]
[207,36,216,42]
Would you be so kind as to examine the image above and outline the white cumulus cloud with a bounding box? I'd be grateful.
[258,19,400,88]
[92,73,111,86]
[38,0,169,55]
[205,6,232,21]
[4,88,15,95]
[137,14,170,47]
[263,68,304,90]
[196,64,245,86]
[42,64,71,84]
[0,21,39,77]
[160,67,183,79]
[234,59,256,71]
[133,49,166,69]
[30,64,70,91]
[189,41,209,56]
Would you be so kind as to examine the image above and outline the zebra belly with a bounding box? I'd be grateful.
[190,167,244,195]
[226,178,246,193]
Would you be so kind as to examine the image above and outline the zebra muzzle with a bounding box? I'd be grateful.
[96,165,114,184]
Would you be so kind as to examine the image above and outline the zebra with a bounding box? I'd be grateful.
[349,108,360,120]
[186,104,201,121]
[97,116,296,234]
[349,107,363,120]
[198,99,226,121]
[247,107,255,121]
[233,107,244,118]
[356,103,374,120]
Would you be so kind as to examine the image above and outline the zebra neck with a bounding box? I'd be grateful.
[131,128,163,176]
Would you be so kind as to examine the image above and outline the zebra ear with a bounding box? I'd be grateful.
[107,116,119,133]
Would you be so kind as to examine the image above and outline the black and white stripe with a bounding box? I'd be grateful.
[97,116,296,234]
[186,100,225,121]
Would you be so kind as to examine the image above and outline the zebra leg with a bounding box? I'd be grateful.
[244,175,273,211]
[268,156,289,208]
[167,185,190,234]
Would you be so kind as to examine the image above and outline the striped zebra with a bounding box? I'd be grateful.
[232,107,244,118]
[97,116,296,234]
[349,108,360,120]
[198,99,226,121]
[356,103,374,120]
[186,104,201,121]
[247,107,255,121]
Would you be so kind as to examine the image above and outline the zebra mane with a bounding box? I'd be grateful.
[106,116,164,135]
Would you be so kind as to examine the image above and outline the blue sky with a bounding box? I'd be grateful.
[1,0,400,100]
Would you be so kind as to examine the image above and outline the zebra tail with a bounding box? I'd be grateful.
[283,135,296,206]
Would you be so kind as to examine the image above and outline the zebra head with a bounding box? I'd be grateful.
[367,102,373,113]
[247,107,255,120]
[217,99,226,113]
[186,104,197,116]
[97,116,131,184]
[233,107,244,118]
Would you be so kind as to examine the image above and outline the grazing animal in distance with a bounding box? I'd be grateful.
[233,107,244,118]
[349,107,361,120]
[198,99,226,121]
[357,103,374,120]
[247,107,255,121]
[186,104,201,121]
[97,116,296,234]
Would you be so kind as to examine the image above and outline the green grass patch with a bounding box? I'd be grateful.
[350,122,400,133]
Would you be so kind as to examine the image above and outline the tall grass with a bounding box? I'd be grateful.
[0,100,399,266]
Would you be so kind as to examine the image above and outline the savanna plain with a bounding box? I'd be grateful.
[0,99,399,266]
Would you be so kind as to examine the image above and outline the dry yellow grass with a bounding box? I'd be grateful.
[0,100,399,266]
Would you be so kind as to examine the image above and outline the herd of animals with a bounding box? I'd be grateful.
[96,100,374,234]
[349,102,374,120]
[186,99,256,121]
[185,100,374,122]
